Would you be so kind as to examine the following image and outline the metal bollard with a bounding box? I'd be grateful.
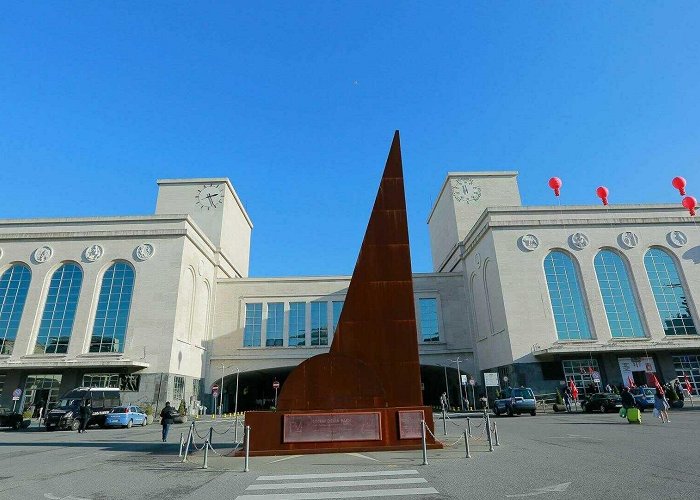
[442,408,447,436]
[493,422,500,446]
[234,413,239,444]
[464,429,471,458]
[202,439,209,469]
[467,416,471,437]
[208,426,213,446]
[244,425,250,472]
[178,432,184,457]
[486,414,494,452]
[182,424,194,462]
[420,420,428,466]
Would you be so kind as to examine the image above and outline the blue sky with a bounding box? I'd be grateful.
[2,3,699,276]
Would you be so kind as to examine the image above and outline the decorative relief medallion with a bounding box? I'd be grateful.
[33,246,53,263]
[619,231,639,249]
[135,243,155,261]
[474,252,482,269]
[84,244,104,262]
[519,234,540,251]
[451,178,482,204]
[668,230,688,248]
[198,260,205,276]
[570,232,590,250]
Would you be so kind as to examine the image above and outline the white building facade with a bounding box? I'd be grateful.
[1,173,698,414]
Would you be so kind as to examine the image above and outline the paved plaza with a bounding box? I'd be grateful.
[1,409,699,499]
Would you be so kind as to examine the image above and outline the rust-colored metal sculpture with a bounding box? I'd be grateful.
[243,131,438,455]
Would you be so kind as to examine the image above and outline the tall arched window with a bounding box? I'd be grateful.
[594,250,645,338]
[0,264,31,354]
[543,251,592,340]
[35,263,83,354]
[644,248,697,336]
[91,262,135,353]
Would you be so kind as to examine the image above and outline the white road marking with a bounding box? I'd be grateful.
[66,455,87,461]
[345,452,379,461]
[44,494,93,500]
[267,455,302,464]
[506,482,571,497]
[247,478,427,490]
[235,487,438,499]
[257,470,419,481]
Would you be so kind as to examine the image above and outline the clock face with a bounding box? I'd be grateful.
[452,178,482,203]
[195,184,224,210]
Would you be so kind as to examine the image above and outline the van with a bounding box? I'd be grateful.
[45,387,122,431]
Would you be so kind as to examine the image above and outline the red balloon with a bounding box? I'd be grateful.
[672,176,687,195]
[596,186,609,206]
[682,195,697,216]
[548,177,562,196]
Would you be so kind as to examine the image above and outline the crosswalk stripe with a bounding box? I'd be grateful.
[235,487,439,500]
[247,478,427,490]
[256,469,419,481]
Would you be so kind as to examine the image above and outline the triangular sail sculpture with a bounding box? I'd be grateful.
[243,132,438,455]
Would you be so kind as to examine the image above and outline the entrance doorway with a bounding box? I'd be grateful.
[22,374,62,413]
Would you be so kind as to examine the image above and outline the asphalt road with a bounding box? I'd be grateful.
[1,409,699,500]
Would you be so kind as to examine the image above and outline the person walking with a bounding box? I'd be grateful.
[563,387,572,412]
[654,388,670,423]
[78,399,92,433]
[160,401,175,442]
[621,387,641,424]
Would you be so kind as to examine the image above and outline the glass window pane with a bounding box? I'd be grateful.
[644,248,697,336]
[419,298,439,342]
[594,250,645,338]
[543,251,592,340]
[265,302,284,346]
[35,264,83,354]
[243,303,262,347]
[311,301,328,346]
[288,302,306,346]
[90,263,135,353]
[0,264,32,355]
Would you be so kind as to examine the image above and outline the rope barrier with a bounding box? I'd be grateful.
[424,424,465,448]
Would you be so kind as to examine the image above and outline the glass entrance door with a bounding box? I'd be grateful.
[22,374,62,412]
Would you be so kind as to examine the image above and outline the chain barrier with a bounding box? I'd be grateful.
[424,424,464,448]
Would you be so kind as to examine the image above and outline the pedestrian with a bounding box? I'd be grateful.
[674,381,684,402]
[654,388,670,423]
[160,401,176,442]
[78,399,92,433]
[563,387,572,412]
[605,384,612,393]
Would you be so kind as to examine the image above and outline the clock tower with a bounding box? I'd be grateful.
[427,171,521,271]
[155,178,253,278]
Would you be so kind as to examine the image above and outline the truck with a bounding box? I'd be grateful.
[493,387,537,417]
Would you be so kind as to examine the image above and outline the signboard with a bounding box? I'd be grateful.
[211,384,219,397]
[618,357,656,384]
[460,374,468,386]
[12,396,19,401]
[484,372,499,387]
[272,380,280,389]
[12,388,22,398]
[591,371,601,383]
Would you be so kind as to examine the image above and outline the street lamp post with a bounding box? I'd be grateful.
[442,365,451,409]
[450,357,465,411]
[219,364,240,420]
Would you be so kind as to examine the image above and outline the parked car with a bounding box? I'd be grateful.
[45,387,122,431]
[0,407,24,430]
[630,387,655,411]
[581,392,623,413]
[104,406,147,428]
[494,387,537,416]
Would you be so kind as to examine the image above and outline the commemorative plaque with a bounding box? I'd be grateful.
[283,412,381,443]
[398,410,424,439]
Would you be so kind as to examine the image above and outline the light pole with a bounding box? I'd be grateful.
[450,357,465,411]
[218,364,240,418]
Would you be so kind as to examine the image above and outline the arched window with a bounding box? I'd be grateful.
[594,250,645,338]
[90,262,135,353]
[36,263,83,354]
[644,248,697,336]
[0,264,31,354]
[543,251,592,340]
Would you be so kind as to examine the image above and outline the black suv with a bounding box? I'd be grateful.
[45,388,121,431]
